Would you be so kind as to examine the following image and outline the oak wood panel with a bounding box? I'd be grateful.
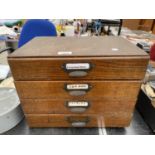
[15,80,141,99]
[8,57,148,80]
[25,114,132,127]
[21,99,136,114]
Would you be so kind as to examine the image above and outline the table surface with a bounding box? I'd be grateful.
[2,110,153,135]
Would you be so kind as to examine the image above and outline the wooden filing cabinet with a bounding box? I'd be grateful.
[8,36,149,128]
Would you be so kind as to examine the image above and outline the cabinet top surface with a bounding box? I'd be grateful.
[9,36,148,58]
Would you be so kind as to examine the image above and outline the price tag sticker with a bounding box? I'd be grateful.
[58,51,72,55]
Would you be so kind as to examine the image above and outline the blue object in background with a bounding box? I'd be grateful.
[18,19,57,48]
[0,36,8,41]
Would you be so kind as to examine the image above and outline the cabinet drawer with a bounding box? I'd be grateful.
[8,57,148,81]
[25,114,132,127]
[21,99,136,114]
[15,80,141,99]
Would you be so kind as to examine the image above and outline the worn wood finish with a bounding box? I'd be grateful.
[15,80,141,99]
[21,99,136,114]
[25,114,132,127]
[8,57,148,80]
[8,37,149,128]
[8,37,148,58]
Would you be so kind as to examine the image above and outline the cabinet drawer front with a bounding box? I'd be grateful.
[9,57,148,80]
[25,114,132,127]
[15,80,141,99]
[21,99,136,114]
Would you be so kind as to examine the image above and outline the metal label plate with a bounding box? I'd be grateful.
[67,101,89,107]
[66,63,90,70]
[66,84,89,90]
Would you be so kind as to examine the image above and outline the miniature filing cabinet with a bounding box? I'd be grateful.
[8,36,149,127]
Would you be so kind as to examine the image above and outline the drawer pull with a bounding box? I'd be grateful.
[65,101,90,113]
[62,63,93,77]
[71,122,87,127]
[67,117,89,127]
[64,84,92,96]
[69,71,88,77]
[69,90,86,96]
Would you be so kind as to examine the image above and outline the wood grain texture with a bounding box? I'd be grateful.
[25,114,132,127]
[8,37,149,128]
[15,80,141,99]
[8,37,148,58]
[21,98,136,114]
[8,57,148,80]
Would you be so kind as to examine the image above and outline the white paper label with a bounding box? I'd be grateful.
[111,48,119,51]
[58,51,72,55]
[66,84,89,90]
[68,101,89,107]
[66,63,90,70]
